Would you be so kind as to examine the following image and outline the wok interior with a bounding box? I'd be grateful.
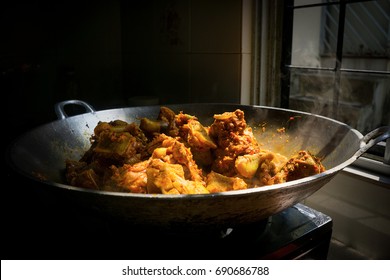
[9,104,362,189]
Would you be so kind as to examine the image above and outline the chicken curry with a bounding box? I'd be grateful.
[65,107,325,194]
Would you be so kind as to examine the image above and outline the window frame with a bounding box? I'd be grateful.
[278,0,389,174]
[245,0,390,184]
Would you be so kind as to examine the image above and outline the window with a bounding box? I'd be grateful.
[278,0,389,166]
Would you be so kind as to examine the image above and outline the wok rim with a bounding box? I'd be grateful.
[7,103,364,200]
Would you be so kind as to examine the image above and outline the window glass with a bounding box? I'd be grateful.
[289,70,390,136]
[294,0,338,6]
[287,0,390,137]
[339,73,390,134]
[320,3,339,58]
[291,7,337,68]
[343,0,390,71]
[289,68,336,116]
[292,6,337,68]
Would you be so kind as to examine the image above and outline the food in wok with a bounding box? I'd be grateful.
[65,107,325,194]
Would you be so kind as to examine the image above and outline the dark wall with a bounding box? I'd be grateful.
[2,1,123,139]
[121,0,242,105]
[2,0,243,143]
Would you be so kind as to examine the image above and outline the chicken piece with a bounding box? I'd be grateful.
[272,150,325,184]
[175,112,217,167]
[65,160,101,190]
[92,130,143,165]
[206,171,248,193]
[256,152,285,185]
[269,151,290,172]
[176,113,217,150]
[104,134,208,194]
[149,134,205,183]
[146,159,209,194]
[139,118,169,137]
[139,106,179,139]
[65,120,149,190]
[208,109,261,176]
[235,150,288,186]
[94,120,138,135]
[102,134,207,194]
[82,120,149,166]
[158,106,179,137]
[256,151,288,185]
[104,160,149,193]
[235,153,262,179]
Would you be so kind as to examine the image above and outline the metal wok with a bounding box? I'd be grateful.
[7,100,390,232]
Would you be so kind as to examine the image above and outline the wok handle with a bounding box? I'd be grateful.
[354,126,390,163]
[54,100,96,120]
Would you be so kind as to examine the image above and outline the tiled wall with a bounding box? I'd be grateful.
[4,0,245,134]
[4,0,123,132]
[121,0,243,105]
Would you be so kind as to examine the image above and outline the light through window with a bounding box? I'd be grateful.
[280,0,390,163]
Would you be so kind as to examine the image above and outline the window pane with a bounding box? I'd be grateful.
[339,73,390,134]
[284,0,389,162]
[289,68,390,135]
[342,0,390,71]
[289,68,336,116]
[292,6,337,68]
[320,3,339,59]
[294,0,338,6]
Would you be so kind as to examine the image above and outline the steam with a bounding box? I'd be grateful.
[289,38,390,135]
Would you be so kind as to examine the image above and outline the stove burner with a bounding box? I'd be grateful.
[3,172,332,260]
[94,204,331,260]
[220,217,272,240]
[4,160,333,260]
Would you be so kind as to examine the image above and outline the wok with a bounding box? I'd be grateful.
[7,100,390,232]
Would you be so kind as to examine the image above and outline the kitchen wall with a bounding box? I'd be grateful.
[121,0,244,105]
[3,0,123,135]
[3,0,245,136]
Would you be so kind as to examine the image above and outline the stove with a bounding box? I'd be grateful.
[3,166,332,260]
